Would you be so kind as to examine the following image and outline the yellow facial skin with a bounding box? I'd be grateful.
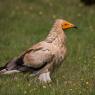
[62,21,77,30]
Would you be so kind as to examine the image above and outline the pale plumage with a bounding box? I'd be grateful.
[24,20,67,67]
[0,19,77,83]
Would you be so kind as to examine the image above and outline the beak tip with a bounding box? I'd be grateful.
[74,26,78,29]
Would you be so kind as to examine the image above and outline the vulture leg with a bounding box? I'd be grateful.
[37,62,54,83]
[38,71,51,83]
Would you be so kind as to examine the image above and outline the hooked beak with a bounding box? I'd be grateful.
[70,24,78,29]
[73,26,78,29]
[62,20,78,30]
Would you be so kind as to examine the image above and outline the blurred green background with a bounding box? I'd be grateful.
[0,0,95,95]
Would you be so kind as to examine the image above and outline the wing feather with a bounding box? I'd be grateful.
[18,42,54,68]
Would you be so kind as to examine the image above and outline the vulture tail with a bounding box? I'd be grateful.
[0,56,33,75]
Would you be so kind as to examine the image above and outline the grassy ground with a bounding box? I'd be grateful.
[0,0,95,95]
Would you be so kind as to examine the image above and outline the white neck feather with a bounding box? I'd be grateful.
[45,23,66,47]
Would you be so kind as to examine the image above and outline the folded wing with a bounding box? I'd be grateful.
[23,42,54,69]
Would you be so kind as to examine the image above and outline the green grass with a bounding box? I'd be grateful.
[0,0,95,95]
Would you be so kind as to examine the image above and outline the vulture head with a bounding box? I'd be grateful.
[54,19,77,30]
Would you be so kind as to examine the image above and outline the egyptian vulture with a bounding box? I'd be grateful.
[0,19,77,83]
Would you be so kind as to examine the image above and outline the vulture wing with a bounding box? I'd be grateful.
[23,42,54,69]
